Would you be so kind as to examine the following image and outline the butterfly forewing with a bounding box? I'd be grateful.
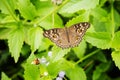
[68,22,90,47]
[43,28,70,48]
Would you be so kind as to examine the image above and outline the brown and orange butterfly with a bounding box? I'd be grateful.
[43,22,90,49]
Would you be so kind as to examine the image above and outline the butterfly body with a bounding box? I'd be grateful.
[43,22,90,49]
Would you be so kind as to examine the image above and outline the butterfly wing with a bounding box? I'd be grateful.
[43,28,70,48]
[68,22,90,47]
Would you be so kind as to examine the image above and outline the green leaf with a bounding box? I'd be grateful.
[8,27,24,62]
[1,72,11,80]
[0,28,12,39]
[38,38,53,52]
[31,0,53,16]
[99,0,107,7]
[112,31,120,49]
[39,14,63,29]
[0,12,7,22]
[47,58,73,78]
[91,7,108,22]
[91,10,113,33]
[51,46,70,62]
[111,51,120,70]
[73,40,87,58]
[92,18,108,32]
[91,8,120,34]
[24,53,40,80]
[39,65,52,80]
[66,11,90,27]
[18,0,37,20]
[113,9,120,28]
[85,32,112,49]
[92,62,111,80]
[1,16,16,23]
[0,0,17,14]
[27,27,43,52]
[21,44,30,57]
[66,66,86,80]
[59,0,99,14]
[94,52,107,62]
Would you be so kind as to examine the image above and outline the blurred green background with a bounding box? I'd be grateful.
[0,0,120,80]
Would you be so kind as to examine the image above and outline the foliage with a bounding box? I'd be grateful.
[0,0,120,80]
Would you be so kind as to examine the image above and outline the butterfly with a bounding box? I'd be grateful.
[43,22,90,49]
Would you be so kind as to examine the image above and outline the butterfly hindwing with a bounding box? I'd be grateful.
[68,22,90,47]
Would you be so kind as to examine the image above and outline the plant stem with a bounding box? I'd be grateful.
[52,13,55,28]
[35,0,70,25]
[111,0,115,39]
[83,60,93,70]
[75,49,100,65]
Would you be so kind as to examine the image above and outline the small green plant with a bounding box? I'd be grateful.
[0,0,120,80]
